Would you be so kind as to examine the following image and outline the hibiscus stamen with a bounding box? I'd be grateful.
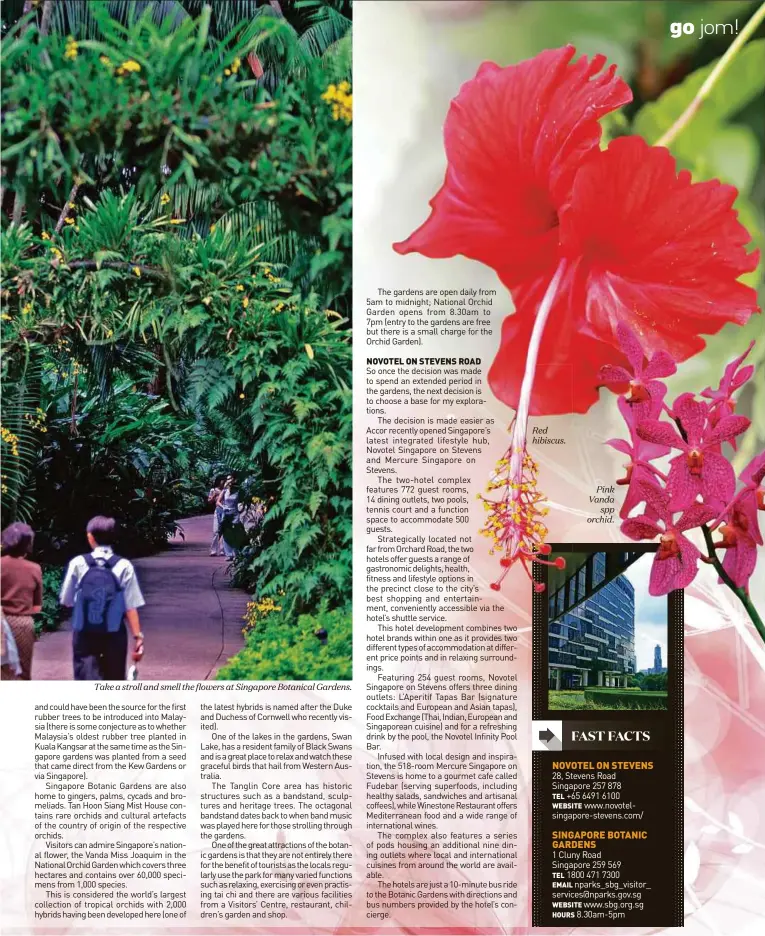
[479,262,568,590]
[479,444,552,589]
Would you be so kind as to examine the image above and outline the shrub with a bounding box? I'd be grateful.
[217,605,351,681]
[583,688,668,710]
[36,566,64,635]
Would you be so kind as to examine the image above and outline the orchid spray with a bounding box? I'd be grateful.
[603,328,765,644]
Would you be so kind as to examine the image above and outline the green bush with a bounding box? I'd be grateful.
[583,689,668,710]
[217,605,351,681]
[36,565,64,636]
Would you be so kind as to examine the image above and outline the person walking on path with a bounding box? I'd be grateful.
[217,475,242,560]
[208,475,226,557]
[0,523,43,680]
[59,516,145,680]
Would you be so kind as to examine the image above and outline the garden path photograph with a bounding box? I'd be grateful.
[1,0,352,682]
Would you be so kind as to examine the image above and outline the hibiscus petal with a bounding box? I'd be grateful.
[615,322,645,371]
[636,418,682,449]
[487,300,630,414]
[560,136,760,362]
[621,516,661,541]
[393,46,631,290]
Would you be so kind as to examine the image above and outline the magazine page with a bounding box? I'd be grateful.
[1,1,764,935]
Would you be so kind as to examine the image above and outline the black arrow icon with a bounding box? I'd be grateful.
[539,728,556,743]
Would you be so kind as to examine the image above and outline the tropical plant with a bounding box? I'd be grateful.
[216,604,352,680]
[1,1,352,641]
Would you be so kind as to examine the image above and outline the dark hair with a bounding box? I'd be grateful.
[86,515,118,546]
[215,475,226,487]
[1,522,35,558]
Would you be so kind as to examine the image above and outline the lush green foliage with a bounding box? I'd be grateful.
[216,604,352,681]
[37,566,64,635]
[634,671,669,691]
[1,2,352,306]
[583,688,668,710]
[1,1,352,670]
[549,689,668,711]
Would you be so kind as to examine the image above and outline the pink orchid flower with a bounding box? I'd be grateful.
[637,393,750,512]
[701,340,755,438]
[715,451,765,591]
[607,394,669,519]
[622,480,715,595]
[598,322,677,406]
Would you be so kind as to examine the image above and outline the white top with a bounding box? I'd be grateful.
[59,546,145,611]
[219,490,240,514]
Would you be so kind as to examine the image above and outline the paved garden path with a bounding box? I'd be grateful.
[32,515,248,681]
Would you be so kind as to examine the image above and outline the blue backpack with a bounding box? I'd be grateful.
[72,555,126,633]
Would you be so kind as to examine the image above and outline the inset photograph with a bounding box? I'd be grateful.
[1,1,352,682]
[546,550,668,711]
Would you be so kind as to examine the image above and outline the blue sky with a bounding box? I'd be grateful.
[624,554,668,671]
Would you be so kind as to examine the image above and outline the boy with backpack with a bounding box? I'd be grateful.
[59,516,145,680]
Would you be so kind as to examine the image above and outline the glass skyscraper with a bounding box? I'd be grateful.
[548,551,637,690]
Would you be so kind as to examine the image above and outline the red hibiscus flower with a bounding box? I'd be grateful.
[396,43,760,591]
[488,285,631,416]
[622,481,715,596]
[637,393,750,512]
[394,46,631,293]
[394,49,760,417]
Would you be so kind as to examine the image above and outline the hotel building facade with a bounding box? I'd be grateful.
[548,551,638,690]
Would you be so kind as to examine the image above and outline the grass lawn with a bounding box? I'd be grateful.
[549,689,668,711]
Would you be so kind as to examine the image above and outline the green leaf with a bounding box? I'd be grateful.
[633,39,765,147]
